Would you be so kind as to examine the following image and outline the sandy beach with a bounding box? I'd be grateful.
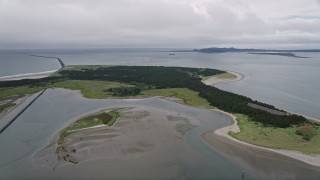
[0,70,56,81]
[201,71,244,86]
[204,111,320,167]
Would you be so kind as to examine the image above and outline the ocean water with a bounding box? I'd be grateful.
[0,49,319,120]
[0,50,61,77]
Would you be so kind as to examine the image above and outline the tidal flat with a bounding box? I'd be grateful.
[1,89,319,179]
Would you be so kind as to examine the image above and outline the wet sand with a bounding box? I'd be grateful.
[202,132,320,179]
[34,106,200,178]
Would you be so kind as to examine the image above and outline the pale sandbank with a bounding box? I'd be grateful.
[201,71,244,86]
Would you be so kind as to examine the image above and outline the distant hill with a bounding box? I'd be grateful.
[193,47,320,53]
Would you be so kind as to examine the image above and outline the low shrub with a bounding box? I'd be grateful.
[296,124,316,140]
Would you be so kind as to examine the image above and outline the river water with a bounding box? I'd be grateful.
[1,49,319,120]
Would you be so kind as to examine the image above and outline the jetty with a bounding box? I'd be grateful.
[30,55,65,69]
[0,89,47,134]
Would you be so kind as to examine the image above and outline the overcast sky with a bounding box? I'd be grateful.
[1,0,320,49]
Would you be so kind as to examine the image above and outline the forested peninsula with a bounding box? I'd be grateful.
[0,65,308,128]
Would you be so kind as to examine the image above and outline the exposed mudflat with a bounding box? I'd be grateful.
[202,131,320,179]
[34,106,200,178]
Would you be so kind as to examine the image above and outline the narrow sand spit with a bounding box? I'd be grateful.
[201,71,244,86]
[201,70,320,167]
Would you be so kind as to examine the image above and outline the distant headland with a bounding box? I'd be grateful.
[171,47,320,58]
[192,47,320,53]
[193,47,320,58]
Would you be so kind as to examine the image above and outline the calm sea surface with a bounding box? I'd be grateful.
[0,48,319,120]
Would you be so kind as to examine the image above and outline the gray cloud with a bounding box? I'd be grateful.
[0,0,320,48]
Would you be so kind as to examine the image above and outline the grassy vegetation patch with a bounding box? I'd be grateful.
[0,102,16,114]
[296,124,316,141]
[106,87,141,96]
[0,86,43,100]
[63,65,111,71]
[50,80,211,108]
[48,80,134,99]
[230,114,320,154]
[58,109,121,144]
[142,88,212,108]
[56,146,67,153]
[0,79,138,100]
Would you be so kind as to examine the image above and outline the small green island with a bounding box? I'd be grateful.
[56,109,121,163]
[0,65,319,156]
[58,109,121,144]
